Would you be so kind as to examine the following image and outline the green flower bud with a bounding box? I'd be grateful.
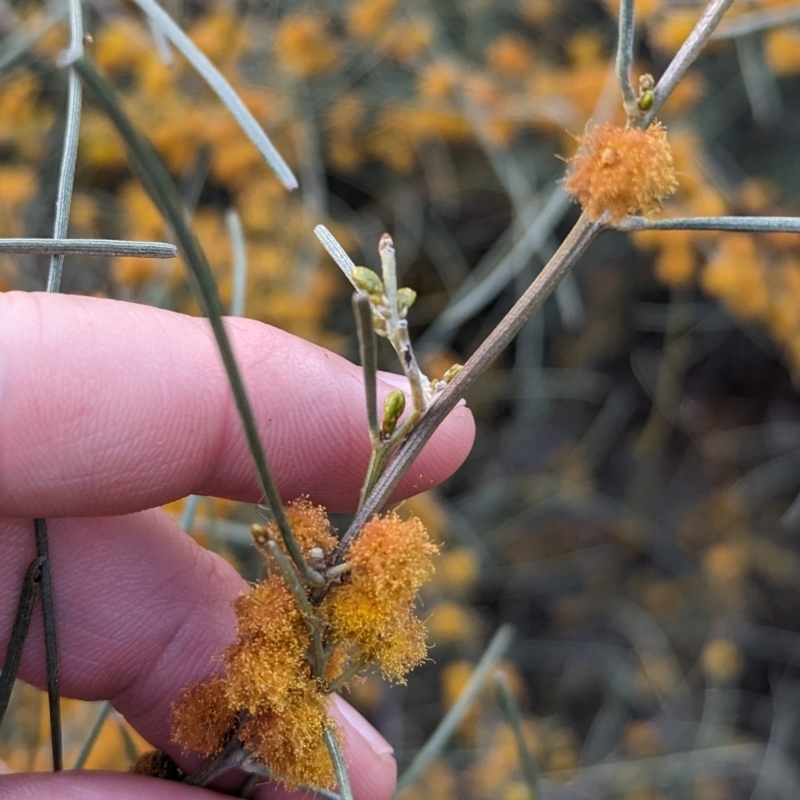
[372,314,388,334]
[396,287,417,317]
[381,389,406,436]
[442,364,463,383]
[638,90,655,111]
[351,266,385,297]
[250,523,272,559]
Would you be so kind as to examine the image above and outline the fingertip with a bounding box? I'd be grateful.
[0,772,224,800]
[392,402,475,502]
[330,695,397,800]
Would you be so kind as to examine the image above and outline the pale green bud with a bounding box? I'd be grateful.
[638,90,655,111]
[396,287,417,317]
[251,523,269,546]
[372,314,388,334]
[381,389,406,436]
[442,364,463,383]
[637,73,655,111]
[351,266,385,297]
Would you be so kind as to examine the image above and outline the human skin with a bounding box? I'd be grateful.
[0,292,475,800]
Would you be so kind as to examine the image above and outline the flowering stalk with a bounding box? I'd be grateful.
[333,211,604,563]
[345,233,455,507]
[172,501,439,791]
[377,234,427,414]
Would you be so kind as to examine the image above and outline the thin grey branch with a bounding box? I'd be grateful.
[395,625,515,794]
[617,216,800,233]
[47,0,84,292]
[712,2,800,39]
[122,0,297,190]
[0,238,178,257]
[615,0,638,114]
[642,0,736,127]
[324,728,353,800]
[352,292,379,439]
[226,208,248,317]
[70,54,320,588]
[0,9,66,72]
[314,224,356,283]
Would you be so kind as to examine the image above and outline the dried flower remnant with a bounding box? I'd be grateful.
[130,750,185,780]
[564,122,678,224]
[172,500,438,789]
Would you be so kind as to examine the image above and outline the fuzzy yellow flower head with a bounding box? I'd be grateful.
[564,122,678,223]
[239,684,336,790]
[172,501,439,789]
[171,676,237,758]
[323,512,438,681]
[347,511,439,600]
[259,496,339,565]
[223,576,311,714]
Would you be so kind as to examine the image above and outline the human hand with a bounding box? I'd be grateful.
[0,291,475,800]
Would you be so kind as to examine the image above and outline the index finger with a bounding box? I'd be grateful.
[0,292,474,517]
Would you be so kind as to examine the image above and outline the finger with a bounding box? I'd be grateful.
[1,512,395,800]
[0,772,226,800]
[0,292,474,517]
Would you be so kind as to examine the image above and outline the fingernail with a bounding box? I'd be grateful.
[332,695,394,756]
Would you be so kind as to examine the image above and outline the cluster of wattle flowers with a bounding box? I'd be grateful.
[564,121,678,224]
[171,499,438,790]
